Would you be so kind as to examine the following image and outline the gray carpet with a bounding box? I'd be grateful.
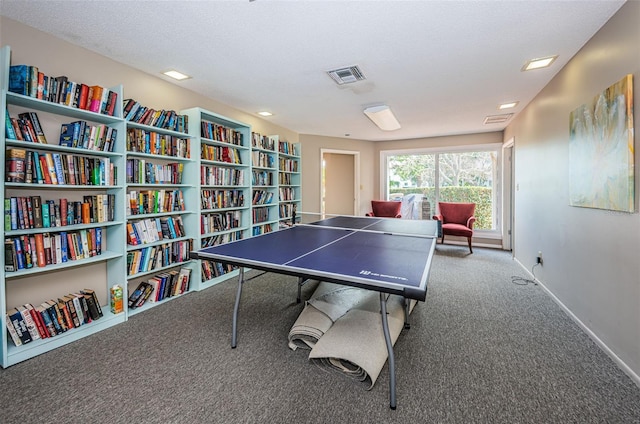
[1,245,639,423]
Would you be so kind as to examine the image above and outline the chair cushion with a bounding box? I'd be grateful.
[441,223,473,237]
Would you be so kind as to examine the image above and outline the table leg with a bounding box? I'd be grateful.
[403,298,411,330]
[231,267,245,348]
[380,292,397,410]
[297,277,304,303]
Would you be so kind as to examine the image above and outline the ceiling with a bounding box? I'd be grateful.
[0,0,626,141]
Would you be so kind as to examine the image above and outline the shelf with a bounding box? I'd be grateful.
[6,139,122,157]
[5,91,123,124]
[5,309,126,366]
[4,250,123,278]
[127,260,194,280]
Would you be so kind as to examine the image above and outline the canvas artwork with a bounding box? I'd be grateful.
[569,74,634,212]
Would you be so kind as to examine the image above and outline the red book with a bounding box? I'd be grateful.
[34,233,46,267]
[25,303,48,338]
[60,198,68,226]
[39,156,52,184]
[66,233,76,261]
[78,84,89,110]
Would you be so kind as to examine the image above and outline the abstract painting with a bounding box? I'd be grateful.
[569,74,634,212]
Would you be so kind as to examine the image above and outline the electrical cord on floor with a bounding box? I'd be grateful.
[511,263,539,286]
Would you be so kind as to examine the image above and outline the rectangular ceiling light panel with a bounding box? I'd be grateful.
[364,105,401,131]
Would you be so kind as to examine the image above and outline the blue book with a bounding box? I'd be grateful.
[13,238,25,270]
[41,203,50,228]
[52,154,66,185]
[60,231,68,262]
[59,123,75,147]
[5,110,17,140]
[9,65,30,95]
[167,217,177,238]
[95,227,102,255]
[9,197,18,230]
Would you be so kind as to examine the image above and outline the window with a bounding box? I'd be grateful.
[383,144,501,233]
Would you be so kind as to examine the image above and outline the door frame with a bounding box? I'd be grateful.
[501,137,515,251]
[320,149,360,217]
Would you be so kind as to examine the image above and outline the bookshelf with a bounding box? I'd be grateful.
[181,107,251,290]
[250,132,279,236]
[0,45,303,367]
[277,139,302,227]
[0,45,127,367]
[124,119,197,316]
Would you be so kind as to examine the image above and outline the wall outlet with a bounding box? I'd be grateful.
[537,251,543,265]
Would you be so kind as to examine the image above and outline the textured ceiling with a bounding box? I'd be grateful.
[0,0,626,141]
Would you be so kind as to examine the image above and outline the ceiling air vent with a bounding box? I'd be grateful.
[484,113,513,124]
[327,66,366,85]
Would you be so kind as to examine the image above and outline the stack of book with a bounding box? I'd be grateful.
[122,99,188,133]
[5,289,104,347]
[8,64,117,116]
[127,267,192,309]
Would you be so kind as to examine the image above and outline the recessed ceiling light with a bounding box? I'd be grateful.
[499,101,519,110]
[521,55,558,71]
[163,70,191,80]
[258,111,273,117]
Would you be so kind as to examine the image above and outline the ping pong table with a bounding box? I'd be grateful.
[190,215,439,409]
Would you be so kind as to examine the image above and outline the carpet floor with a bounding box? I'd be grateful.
[1,245,639,423]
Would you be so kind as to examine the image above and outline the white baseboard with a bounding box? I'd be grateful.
[513,257,640,388]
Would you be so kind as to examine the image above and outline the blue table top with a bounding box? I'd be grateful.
[193,216,437,300]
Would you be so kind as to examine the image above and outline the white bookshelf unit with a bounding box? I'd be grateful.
[123,118,197,316]
[250,132,279,236]
[0,45,127,367]
[181,107,251,291]
[277,140,302,227]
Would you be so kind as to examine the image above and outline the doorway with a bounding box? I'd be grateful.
[321,149,360,216]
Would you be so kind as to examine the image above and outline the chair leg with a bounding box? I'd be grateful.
[440,235,445,244]
[468,237,473,254]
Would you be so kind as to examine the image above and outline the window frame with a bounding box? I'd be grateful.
[380,143,503,239]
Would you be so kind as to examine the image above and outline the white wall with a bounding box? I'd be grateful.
[299,134,375,215]
[504,1,640,382]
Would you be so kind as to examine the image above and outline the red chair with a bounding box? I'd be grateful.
[433,202,476,253]
[366,200,402,218]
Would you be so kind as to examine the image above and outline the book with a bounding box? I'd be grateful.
[17,305,41,341]
[19,112,47,143]
[6,148,26,183]
[133,283,154,308]
[5,311,23,346]
[72,293,91,324]
[79,292,100,321]
[5,239,17,272]
[61,295,80,328]
[37,305,58,337]
[54,299,72,330]
[24,303,48,339]
[43,301,64,334]
[7,308,32,345]
[127,282,148,309]
[5,109,17,139]
[8,65,30,95]
[80,288,103,317]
